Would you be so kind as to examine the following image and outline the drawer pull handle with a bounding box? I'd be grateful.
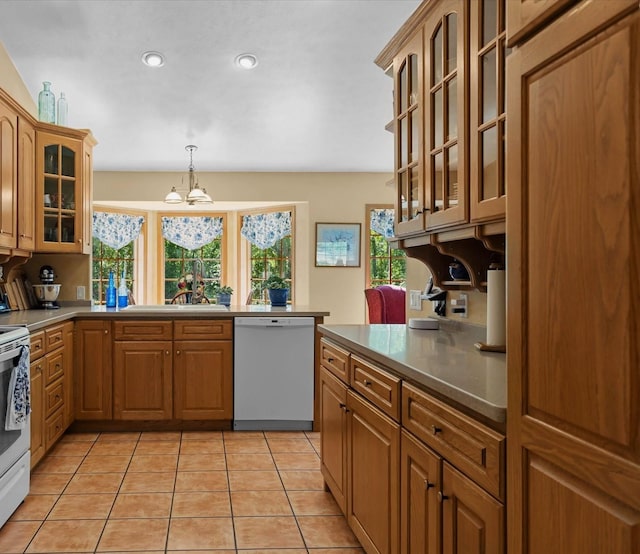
[363,379,372,387]
[55,394,60,400]
[327,357,334,363]
[55,364,61,370]
[339,403,349,413]
[438,491,449,502]
[425,480,435,490]
[431,425,442,435]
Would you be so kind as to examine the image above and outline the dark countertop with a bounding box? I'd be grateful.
[0,305,330,332]
[318,322,506,424]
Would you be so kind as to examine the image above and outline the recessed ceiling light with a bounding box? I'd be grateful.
[141,51,165,67]
[235,53,258,69]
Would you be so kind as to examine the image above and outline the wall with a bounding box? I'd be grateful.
[0,41,36,117]
[94,171,395,324]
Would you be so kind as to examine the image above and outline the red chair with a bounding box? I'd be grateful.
[365,285,406,323]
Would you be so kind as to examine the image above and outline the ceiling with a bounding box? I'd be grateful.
[0,0,421,173]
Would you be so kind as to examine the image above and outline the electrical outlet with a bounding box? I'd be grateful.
[451,293,468,318]
[76,286,85,300]
[409,290,422,310]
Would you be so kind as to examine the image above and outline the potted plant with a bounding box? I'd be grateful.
[263,275,289,306]
[213,284,234,307]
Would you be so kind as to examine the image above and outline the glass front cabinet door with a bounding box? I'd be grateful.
[36,129,93,253]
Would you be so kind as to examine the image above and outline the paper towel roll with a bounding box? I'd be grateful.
[486,269,506,346]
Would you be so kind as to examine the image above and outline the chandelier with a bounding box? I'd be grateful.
[164,145,213,205]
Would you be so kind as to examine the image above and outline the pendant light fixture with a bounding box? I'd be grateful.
[164,145,213,205]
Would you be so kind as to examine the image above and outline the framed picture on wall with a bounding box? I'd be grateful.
[315,222,361,267]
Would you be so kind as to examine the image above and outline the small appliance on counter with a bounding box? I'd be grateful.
[32,265,61,309]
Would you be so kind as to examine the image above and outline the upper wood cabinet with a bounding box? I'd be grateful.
[35,127,95,253]
[470,0,507,223]
[0,99,18,250]
[17,117,36,251]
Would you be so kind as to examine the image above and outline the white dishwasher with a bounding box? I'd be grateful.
[234,317,314,431]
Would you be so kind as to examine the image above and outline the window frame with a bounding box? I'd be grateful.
[365,203,407,289]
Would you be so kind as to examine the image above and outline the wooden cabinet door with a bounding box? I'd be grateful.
[30,356,45,468]
[75,320,112,420]
[347,389,400,554]
[319,366,348,514]
[507,3,640,553]
[423,0,468,231]
[507,0,578,47]
[469,0,507,223]
[113,340,173,420]
[442,462,504,554]
[393,27,425,237]
[63,321,74,428]
[17,117,35,251]
[173,339,232,420]
[0,99,17,249]
[400,430,441,554]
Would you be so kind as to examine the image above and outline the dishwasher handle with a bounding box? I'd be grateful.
[234,317,315,329]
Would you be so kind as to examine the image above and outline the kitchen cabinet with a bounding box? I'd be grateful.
[113,320,173,420]
[0,98,18,250]
[173,319,233,421]
[506,0,578,47]
[63,321,74,428]
[29,322,74,467]
[75,319,112,420]
[17,117,36,251]
[469,0,507,223]
[29,331,45,468]
[506,2,640,553]
[35,127,95,253]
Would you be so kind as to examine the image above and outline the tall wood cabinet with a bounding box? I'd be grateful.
[506,1,640,553]
[17,117,36,251]
[0,98,18,250]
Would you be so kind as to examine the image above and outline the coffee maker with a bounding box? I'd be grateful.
[32,265,61,309]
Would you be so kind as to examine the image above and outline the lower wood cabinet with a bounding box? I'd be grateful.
[347,389,400,554]
[29,354,45,467]
[319,365,349,513]
[75,319,113,420]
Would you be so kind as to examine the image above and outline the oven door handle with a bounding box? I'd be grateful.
[0,346,25,365]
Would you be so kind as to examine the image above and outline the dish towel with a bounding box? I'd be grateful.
[5,345,30,431]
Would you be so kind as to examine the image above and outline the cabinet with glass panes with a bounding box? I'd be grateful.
[35,127,95,253]
[377,0,506,238]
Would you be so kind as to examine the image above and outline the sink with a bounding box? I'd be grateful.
[122,304,229,311]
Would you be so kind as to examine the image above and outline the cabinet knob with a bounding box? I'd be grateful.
[104,329,108,334]
[176,350,181,355]
[339,403,349,413]
[166,350,170,355]
[36,364,43,372]
[431,425,442,435]
[55,394,60,400]
[438,491,449,502]
[363,379,372,387]
[424,480,435,490]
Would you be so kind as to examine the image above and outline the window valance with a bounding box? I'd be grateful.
[161,216,224,250]
[370,208,395,239]
[241,211,292,249]
[92,211,145,250]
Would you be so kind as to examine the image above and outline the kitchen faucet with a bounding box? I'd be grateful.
[191,258,205,304]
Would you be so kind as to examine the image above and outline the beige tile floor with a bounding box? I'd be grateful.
[0,430,363,554]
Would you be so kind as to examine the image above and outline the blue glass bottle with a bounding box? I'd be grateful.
[38,81,56,123]
[106,270,116,308]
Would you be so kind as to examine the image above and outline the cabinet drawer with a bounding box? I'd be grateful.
[45,379,64,418]
[174,319,232,340]
[113,320,172,340]
[45,407,65,450]
[44,351,64,384]
[320,339,350,384]
[402,382,505,500]
[30,331,45,360]
[44,325,65,352]
[350,355,401,421]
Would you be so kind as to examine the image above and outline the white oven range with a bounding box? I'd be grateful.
[0,325,30,528]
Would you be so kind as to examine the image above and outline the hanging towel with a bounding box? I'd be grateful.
[5,345,30,431]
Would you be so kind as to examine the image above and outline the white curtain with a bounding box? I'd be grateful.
[161,216,224,250]
[93,211,145,250]
[241,211,292,249]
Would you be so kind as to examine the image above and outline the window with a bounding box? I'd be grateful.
[92,239,135,305]
[249,237,293,304]
[163,239,223,303]
[240,209,294,305]
[366,205,406,288]
[91,209,145,305]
